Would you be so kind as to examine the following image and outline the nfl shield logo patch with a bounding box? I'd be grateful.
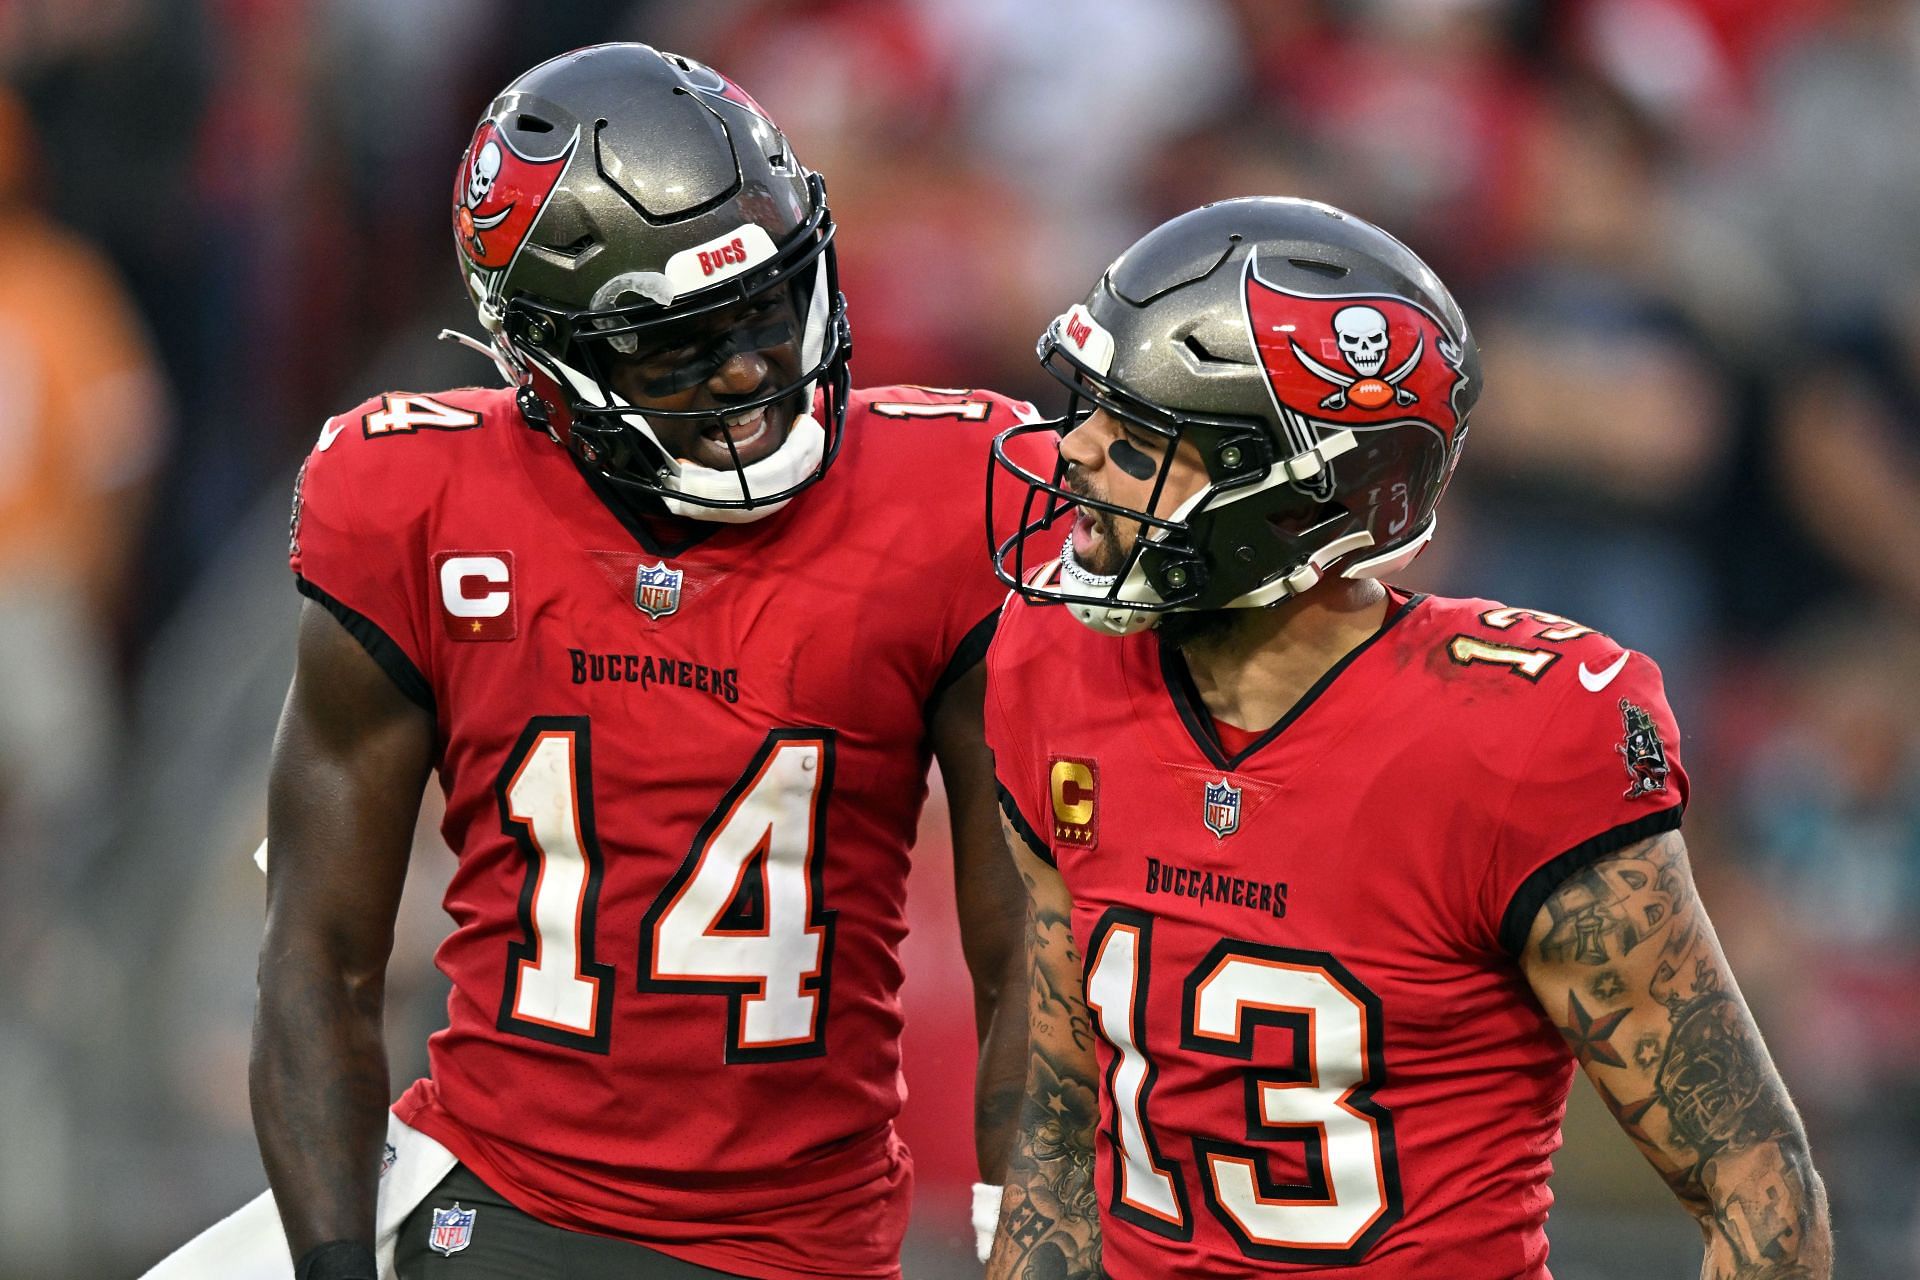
[634,560,683,620]
[428,1202,476,1256]
[1203,779,1242,838]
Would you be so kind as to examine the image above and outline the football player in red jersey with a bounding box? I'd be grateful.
[146,43,1052,1280]
[982,199,1831,1279]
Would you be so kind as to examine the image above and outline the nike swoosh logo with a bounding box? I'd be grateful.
[317,420,347,452]
[1579,652,1630,692]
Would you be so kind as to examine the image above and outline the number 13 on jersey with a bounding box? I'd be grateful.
[1086,908,1403,1264]
[496,720,835,1062]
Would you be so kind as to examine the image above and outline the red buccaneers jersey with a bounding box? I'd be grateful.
[986,589,1688,1279]
[289,384,1042,1280]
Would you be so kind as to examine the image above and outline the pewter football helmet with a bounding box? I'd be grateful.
[991,198,1479,634]
[452,43,850,521]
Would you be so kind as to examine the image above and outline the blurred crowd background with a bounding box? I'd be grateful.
[2,0,1918,1275]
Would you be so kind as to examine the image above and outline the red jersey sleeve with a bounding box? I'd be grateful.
[984,592,1054,865]
[878,386,1050,701]
[287,400,438,710]
[1479,643,1688,955]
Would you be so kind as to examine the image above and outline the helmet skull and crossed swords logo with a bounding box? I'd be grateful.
[1289,305,1425,413]
[458,138,511,257]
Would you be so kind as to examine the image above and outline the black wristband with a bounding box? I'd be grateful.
[295,1240,378,1280]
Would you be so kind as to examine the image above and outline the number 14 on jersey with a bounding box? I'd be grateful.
[496,719,836,1062]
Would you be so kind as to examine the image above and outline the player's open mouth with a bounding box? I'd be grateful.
[1071,507,1105,560]
[703,407,770,451]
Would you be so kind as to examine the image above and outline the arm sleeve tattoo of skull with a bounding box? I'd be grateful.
[1521,831,1832,1280]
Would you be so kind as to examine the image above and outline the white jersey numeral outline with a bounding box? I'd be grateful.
[640,731,835,1062]
[1085,908,1403,1263]
[870,399,991,420]
[1182,941,1400,1259]
[1085,913,1190,1234]
[1450,607,1603,683]
[495,722,836,1060]
[361,393,482,437]
[497,718,616,1050]
[1446,634,1559,680]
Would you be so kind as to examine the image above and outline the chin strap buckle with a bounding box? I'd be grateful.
[1282,427,1357,484]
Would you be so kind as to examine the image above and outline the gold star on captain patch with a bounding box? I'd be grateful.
[470,619,483,633]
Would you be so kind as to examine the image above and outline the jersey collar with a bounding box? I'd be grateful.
[1148,590,1427,772]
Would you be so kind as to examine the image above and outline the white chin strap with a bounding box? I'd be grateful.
[1056,426,1436,635]
[1057,536,1165,637]
[658,412,825,522]
[543,348,825,523]
[1054,474,1203,637]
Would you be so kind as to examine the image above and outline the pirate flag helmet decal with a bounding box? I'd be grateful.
[1244,260,1470,451]
[453,120,578,274]
[990,197,1481,635]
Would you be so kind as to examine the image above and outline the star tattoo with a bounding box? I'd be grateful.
[1557,990,1630,1068]
[1593,1075,1660,1150]
[1633,1032,1662,1071]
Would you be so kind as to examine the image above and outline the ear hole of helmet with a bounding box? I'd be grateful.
[1181,334,1238,366]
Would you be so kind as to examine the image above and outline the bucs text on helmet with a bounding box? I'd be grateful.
[989,197,1480,635]
[450,43,851,522]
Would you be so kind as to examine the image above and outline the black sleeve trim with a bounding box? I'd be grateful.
[927,608,1000,715]
[996,780,1054,867]
[1498,804,1684,957]
[295,576,436,716]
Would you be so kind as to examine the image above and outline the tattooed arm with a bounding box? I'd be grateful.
[1520,830,1831,1280]
[986,818,1101,1280]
